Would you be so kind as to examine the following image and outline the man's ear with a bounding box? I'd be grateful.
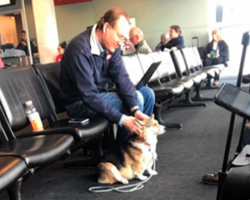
[103,22,109,33]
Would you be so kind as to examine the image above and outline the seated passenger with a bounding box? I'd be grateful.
[59,7,155,143]
[155,33,169,51]
[16,30,36,56]
[203,29,229,85]
[161,25,184,51]
[129,27,152,54]
[56,41,67,62]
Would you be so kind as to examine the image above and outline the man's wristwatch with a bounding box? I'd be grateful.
[131,108,140,116]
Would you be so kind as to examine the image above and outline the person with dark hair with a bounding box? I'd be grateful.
[56,41,67,62]
[203,29,229,85]
[59,7,155,142]
[16,30,36,56]
[161,25,185,51]
[129,26,152,54]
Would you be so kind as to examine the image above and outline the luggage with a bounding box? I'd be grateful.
[191,36,204,60]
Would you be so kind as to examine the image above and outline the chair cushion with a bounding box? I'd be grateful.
[17,116,110,142]
[177,77,194,89]
[152,81,184,96]
[201,68,219,77]
[0,156,27,192]
[0,134,74,168]
[51,116,110,141]
[203,64,225,72]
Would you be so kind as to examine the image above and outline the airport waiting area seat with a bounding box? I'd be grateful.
[0,118,74,200]
[122,52,184,129]
[0,65,111,199]
[0,66,110,168]
[0,155,28,200]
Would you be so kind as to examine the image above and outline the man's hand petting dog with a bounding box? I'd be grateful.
[134,110,150,121]
[122,115,145,135]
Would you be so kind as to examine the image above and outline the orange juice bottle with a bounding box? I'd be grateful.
[25,100,44,131]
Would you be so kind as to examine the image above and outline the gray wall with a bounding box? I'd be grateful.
[55,0,210,49]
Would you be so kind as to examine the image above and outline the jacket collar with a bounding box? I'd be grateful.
[90,24,104,56]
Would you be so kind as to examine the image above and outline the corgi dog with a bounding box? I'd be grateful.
[97,114,165,184]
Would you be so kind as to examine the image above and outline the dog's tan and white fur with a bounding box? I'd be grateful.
[97,115,165,184]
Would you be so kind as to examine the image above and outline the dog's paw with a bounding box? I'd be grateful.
[121,178,129,184]
[149,170,158,176]
[136,174,148,181]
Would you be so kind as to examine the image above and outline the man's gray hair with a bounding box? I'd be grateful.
[161,33,169,41]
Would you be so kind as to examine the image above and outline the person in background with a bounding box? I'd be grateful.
[129,27,152,54]
[161,25,184,51]
[0,56,4,69]
[59,7,155,143]
[16,30,36,56]
[155,33,169,51]
[56,41,67,62]
[203,29,229,85]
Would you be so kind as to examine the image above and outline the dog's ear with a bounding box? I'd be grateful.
[150,114,155,120]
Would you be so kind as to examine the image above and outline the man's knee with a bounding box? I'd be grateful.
[139,87,155,102]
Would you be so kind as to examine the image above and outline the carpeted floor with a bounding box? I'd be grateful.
[0,80,245,200]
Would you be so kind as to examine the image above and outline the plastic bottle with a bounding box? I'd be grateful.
[25,100,44,131]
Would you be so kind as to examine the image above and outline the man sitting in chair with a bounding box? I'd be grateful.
[129,27,152,54]
[59,7,155,143]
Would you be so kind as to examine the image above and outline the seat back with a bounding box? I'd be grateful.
[0,67,58,132]
[192,47,203,67]
[137,53,159,82]
[33,62,65,114]
[3,49,26,57]
[181,48,198,72]
[0,120,9,143]
[150,51,178,84]
[122,54,144,85]
[171,50,188,78]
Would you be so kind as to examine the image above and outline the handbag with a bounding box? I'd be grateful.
[209,49,217,59]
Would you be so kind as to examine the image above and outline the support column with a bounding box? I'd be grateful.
[31,0,59,64]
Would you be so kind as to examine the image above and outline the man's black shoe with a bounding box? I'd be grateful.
[202,173,218,185]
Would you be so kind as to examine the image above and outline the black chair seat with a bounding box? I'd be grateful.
[203,63,225,72]
[51,116,110,141]
[0,134,74,168]
[190,71,207,81]
[0,156,27,193]
[176,77,194,89]
[153,81,184,96]
[18,116,110,142]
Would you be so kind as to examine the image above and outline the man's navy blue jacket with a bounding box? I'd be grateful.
[60,27,137,123]
[161,36,185,51]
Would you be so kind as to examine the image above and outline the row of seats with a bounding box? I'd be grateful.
[122,47,226,126]
[0,65,110,200]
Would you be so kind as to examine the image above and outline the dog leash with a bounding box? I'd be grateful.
[88,153,156,193]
